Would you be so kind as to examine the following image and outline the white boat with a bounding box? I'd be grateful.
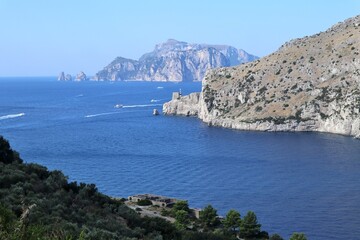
[114,104,123,108]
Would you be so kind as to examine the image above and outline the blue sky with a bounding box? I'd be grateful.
[0,0,359,76]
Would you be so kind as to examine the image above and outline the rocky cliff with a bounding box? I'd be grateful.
[163,15,360,138]
[94,39,258,82]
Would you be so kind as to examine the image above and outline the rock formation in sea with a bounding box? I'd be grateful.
[58,72,65,81]
[163,15,360,138]
[65,74,72,81]
[58,72,72,81]
[94,39,258,82]
[75,71,87,81]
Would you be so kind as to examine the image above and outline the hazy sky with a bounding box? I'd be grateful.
[0,0,359,77]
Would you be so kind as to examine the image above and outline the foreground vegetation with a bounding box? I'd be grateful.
[0,136,306,239]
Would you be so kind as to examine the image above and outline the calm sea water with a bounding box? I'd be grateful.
[1,77,360,239]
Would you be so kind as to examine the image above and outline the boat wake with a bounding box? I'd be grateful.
[150,99,165,103]
[123,104,162,108]
[85,104,162,118]
[85,112,120,118]
[0,113,25,121]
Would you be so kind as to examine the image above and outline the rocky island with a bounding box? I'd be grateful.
[57,71,72,81]
[163,15,360,138]
[57,71,87,81]
[75,71,87,81]
[94,39,258,82]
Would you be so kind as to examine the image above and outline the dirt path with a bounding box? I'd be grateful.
[125,202,176,223]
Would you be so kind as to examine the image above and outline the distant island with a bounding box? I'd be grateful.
[163,15,360,139]
[58,39,258,82]
[57,71,87,81]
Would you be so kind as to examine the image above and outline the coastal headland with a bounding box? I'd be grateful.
[163,15,360,138]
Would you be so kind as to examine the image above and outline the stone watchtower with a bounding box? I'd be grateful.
[172,92,181,100]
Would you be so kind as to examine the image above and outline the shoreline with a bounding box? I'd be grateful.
[163,92,360,139]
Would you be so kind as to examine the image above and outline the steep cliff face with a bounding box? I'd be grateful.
[163,15,360,138]
[94,39,258,82]
[95,57,138,81]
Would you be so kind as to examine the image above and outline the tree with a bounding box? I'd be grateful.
[136,199,152,206]
[269,233,284,240]
[174,210,189,230]
[199,205,220,230]
[240,211,261,239]
[223,209,241,233]
[0,204,16,239]
[172,201,191,230]
[172,200,190,214]
[289,232,307,240]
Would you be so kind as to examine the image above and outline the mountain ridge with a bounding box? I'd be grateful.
[93,39,258,82]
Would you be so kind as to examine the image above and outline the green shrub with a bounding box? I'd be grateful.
[137,199,152,206]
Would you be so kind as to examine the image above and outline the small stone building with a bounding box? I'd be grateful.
[192,208,202,219]
[128,194,180,207]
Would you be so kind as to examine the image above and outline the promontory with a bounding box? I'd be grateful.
[163,15,360,138]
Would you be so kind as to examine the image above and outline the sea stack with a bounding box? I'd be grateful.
[58,72,72,81]
[75,71,87,81]
[65,74,72,81]
[57,72,66,81]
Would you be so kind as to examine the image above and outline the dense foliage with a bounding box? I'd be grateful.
[289,232,307,240]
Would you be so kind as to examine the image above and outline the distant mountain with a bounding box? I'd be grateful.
[164,15,360,138]
[94,39,258,82]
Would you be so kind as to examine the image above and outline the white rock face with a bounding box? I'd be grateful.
[95,39,258,82]
[65,74,72,81]
[163,15,360,138]
[75,71,87,81]
[163,92,201,116]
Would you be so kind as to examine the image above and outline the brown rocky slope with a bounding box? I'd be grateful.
[163,15,360,138]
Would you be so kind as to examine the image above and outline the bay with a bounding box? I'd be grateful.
[1,77,359,239]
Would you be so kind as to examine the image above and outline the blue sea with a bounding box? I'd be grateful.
[1,77,360,239]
